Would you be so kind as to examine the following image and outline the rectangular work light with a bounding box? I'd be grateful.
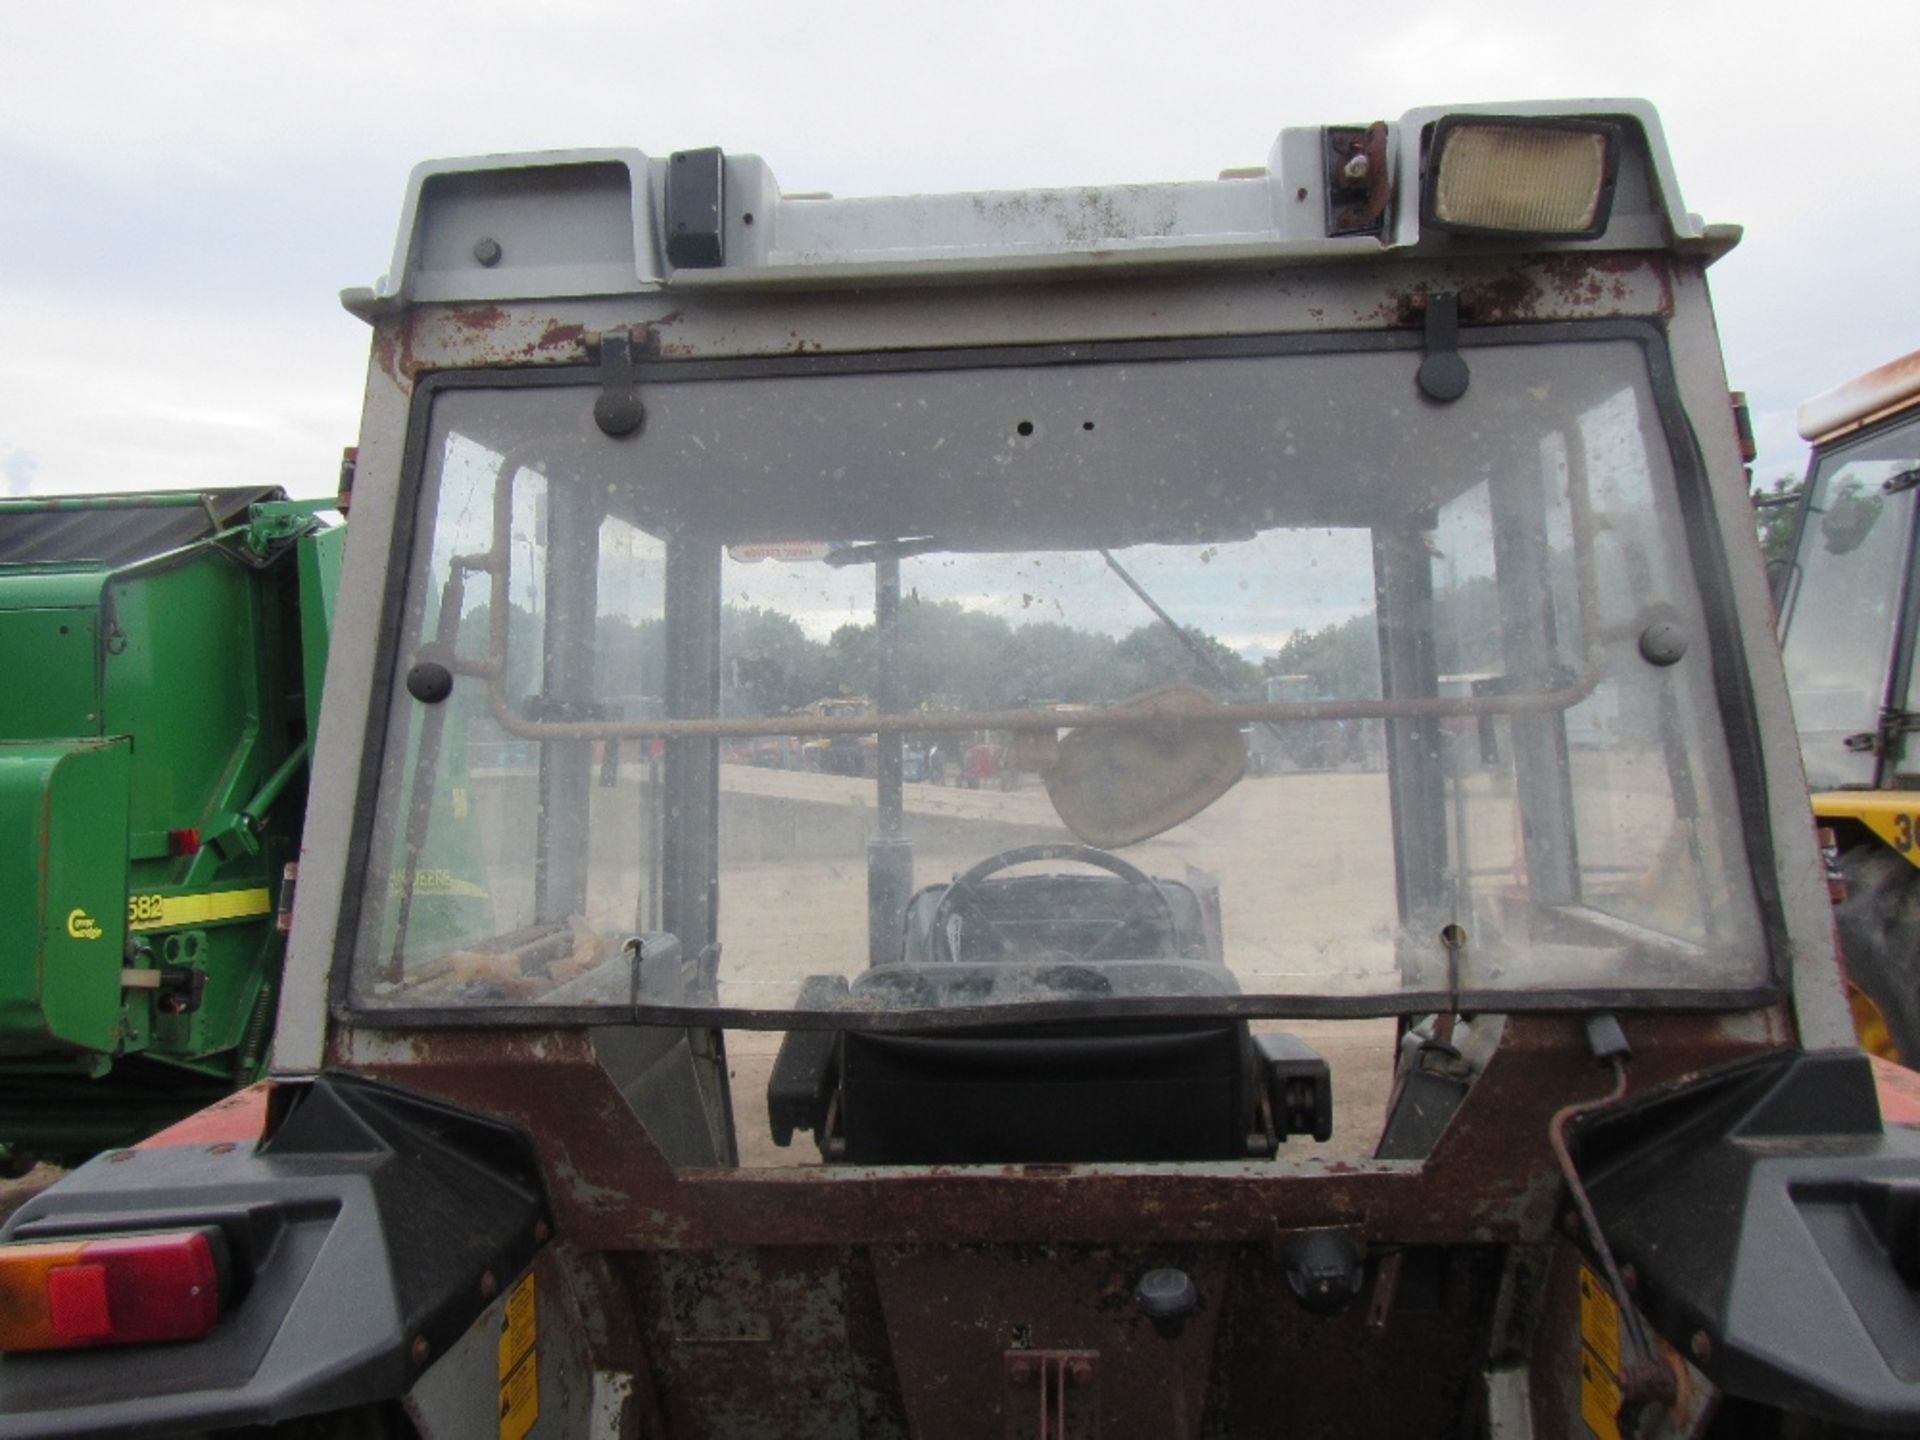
[1423,116,1621,240]
[0,1228,227,1351]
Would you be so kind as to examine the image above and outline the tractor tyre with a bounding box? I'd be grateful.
[1832,843,1920,1064]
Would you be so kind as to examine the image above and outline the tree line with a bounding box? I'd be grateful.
[458,573,1508,722]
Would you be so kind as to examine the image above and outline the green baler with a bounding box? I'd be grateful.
[0,488,339,1167]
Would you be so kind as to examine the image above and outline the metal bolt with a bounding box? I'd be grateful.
[1639,620,1687,667]
[1620,1263,1638,1292]
[1067,1358,1095,1386]
[1690,1330,1712,1364]
[208,1142,235,1156]
[480,1271,498,1301]
[410,1336,431,1367]
[1009,1358,1034,1386]
[473,237,503,267]
[1136,1267,1200,1321]
[107,1150,135,1163]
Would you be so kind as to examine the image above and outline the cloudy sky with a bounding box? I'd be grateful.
[3,1,1916,505]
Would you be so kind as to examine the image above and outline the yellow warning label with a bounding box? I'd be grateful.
[498,1271,537,1440]
[499,1272,536,1373]
[127,887,273,934]
[1578,1266,1623,1440]
[1579,1345,1623,1440]
[499,1351,538,1440]
[1578,1266,1621,1376]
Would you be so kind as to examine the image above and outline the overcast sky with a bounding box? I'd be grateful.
[3,1,1916,506]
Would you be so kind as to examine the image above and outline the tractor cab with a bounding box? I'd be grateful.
[5,104,1919,1440]
[1775,352,1920,1060]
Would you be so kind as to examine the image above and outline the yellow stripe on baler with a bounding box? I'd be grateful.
[126,887,273,933]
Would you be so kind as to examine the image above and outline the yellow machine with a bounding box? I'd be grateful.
[1776,349,1920,1059]
[797,696,876,775]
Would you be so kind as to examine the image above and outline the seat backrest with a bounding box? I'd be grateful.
[838,1020,1253,1164]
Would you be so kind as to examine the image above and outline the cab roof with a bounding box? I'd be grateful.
[344,99,1728,320]
[1798,348,1920,443]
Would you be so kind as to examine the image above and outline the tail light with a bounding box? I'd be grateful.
[0,1228,227,1352]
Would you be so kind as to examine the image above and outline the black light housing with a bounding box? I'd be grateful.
[665,147,726,269]
[1421,115,1622,241]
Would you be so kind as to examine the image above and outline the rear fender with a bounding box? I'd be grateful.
[0,1074,549,1438]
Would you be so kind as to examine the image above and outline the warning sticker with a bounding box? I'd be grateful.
[499,1352,539,1440]
[1578,1266,1621,1376]
[1577,1266,1623,1440]
[1579,1345,1623,1440]
[498,1272,538,1440]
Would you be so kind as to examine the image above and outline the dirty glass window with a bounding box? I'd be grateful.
[1778,425,1920,790]
[352,415,670,1001]
[1429,390,1756,977]
[348,340,1769,1016]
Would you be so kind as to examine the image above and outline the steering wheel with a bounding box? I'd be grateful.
[928,843,1178,965]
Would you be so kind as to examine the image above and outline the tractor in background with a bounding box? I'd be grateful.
[1775,349,1920,1060]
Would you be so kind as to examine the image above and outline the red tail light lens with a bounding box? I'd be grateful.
[45,1262,113,1339]
[0,1229,225,1351]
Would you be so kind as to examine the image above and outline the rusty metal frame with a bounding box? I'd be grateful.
[339,1013,1791,1247]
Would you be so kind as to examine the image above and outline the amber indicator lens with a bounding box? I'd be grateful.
[0,1229,224,1351]
[1428,118,1619,238]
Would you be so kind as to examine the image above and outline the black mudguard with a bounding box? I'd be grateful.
[1582,1048,1920,1431]
[0,1074,548,1439]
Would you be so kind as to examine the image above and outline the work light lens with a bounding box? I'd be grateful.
[1429,120,1617,237]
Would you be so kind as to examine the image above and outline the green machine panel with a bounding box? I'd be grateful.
[0,739,131,1058]
[0,488,335,1163]
[0,607,101,741]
